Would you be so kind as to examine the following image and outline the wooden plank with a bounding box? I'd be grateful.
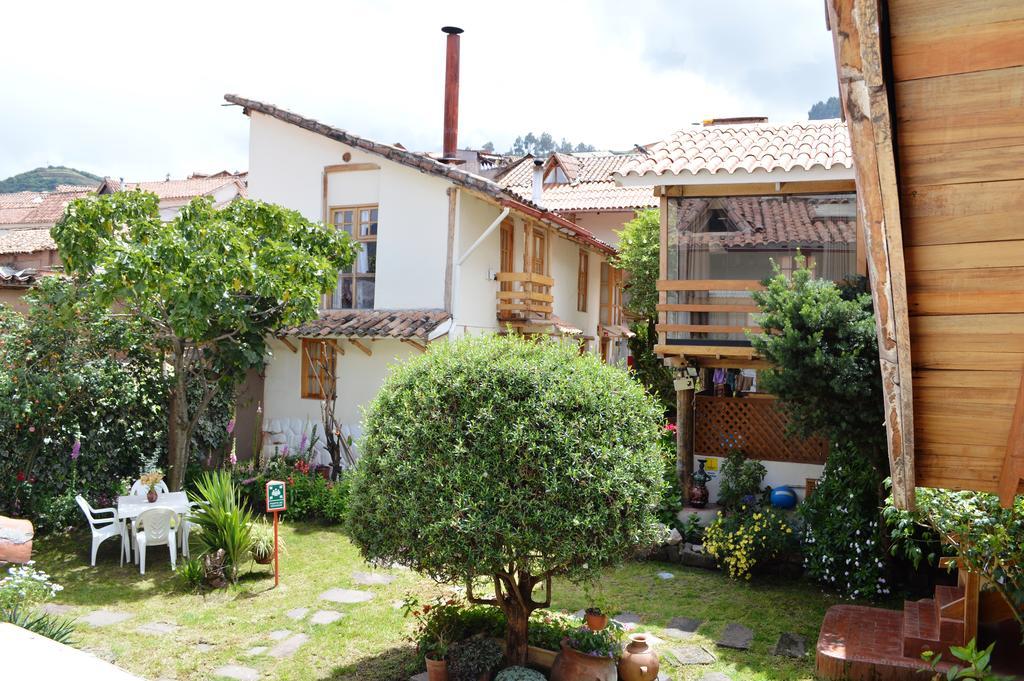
[889,0,1024,37]
[324,163,381,173]
[666,180,857,198]
[656,324,762,334]
[495,272,555,286]
[692,357,771,370]
[657,303,761,314]
[348,338,373,357]
[904,241,1024,272]
[279,337,298,354]
[901,181,1024,247]
[912,350,1024,372]
[401,339,427,353]
[898,143,1024,187]
[891,17,1024,81]
[997,374,1024,506]
[909,290,1024,316]
[496,291,554,303]
[654,344,757,359]
[912,369,1022,390]
[907,266,1024,291]
[827,0,917,508]
[657,279,765,292]
[911,314,1024,354]
[497,302,553,313]
[914,385,1019,407]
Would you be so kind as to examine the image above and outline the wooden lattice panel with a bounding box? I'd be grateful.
[693,395,828,464]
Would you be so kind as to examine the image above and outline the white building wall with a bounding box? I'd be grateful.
[549,232,605,350]
[694,454,824,505]
[452,192,504,335]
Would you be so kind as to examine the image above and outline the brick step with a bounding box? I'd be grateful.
[902,599,941,659]
[934,585,967,645]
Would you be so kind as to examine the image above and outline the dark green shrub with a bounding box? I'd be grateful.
[716,450,767,511]
[347,334,665,666]
[448,636,503,681]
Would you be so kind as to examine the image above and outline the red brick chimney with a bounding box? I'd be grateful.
[441,26,463,162]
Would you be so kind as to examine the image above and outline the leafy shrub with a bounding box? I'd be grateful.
[188,471,253,582]
[0,278,168,531]
[347,334,665,665]
[448,635,503,681]
[496,667,546,681]
[233,457,349,524]
[922,638,1005,681]
[565,622,624,658]
[716,450,767,510]
[1,605,75,644]
[656,424,684,528]
[0,562,63,610]
[800,445,888,598]
[703,507,797,580]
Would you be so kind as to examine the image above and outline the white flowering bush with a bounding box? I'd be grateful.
[0,562,64,610]
[799,445,890,599]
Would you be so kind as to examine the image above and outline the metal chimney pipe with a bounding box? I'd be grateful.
[441,26,464,161]
[532,159,544,205]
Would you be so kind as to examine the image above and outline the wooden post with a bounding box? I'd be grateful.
[273,509,280,588]
[678,386,695,504]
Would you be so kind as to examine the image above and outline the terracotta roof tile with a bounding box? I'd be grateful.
[674,196,856,248]
[0,188,94,226]
[281,309,450,340]
[498,153,656,212]
[120,177,247,201]
[0,227,56,255]
[617,120,851,179]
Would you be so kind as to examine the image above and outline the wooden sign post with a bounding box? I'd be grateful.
[265,480,286,587]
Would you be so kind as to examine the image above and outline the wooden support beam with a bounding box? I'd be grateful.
[997,373,1024,506]
[325,338,344,355]
[827,0,917,509]
[402,339,428,353]
[279,337,298,354]
[657,279,766,292]
[662,179,856,197]
[348,338,373,357]
[657,324,762,335]
[678,386,695,504]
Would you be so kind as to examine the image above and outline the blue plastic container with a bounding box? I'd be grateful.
[770,485,798,509]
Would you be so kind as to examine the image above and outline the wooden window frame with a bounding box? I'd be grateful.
[577,249,589,312]
[327,204,378,310]
[500,221,514,292]
[300,338,337,400]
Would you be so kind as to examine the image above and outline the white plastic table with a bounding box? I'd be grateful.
[117,492,193,564]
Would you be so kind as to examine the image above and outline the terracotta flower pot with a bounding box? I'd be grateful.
[146,489,158,503]
[550,640,617,681]
[618,633,660,681]
[584,611,609,631]
[425,656,449,681]
[253,551,273,565]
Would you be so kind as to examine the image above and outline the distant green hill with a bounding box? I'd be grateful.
[0,166,103,193]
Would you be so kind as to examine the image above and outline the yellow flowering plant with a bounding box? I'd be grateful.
[703,506,797,580]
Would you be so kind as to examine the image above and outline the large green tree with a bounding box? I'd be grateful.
[613,208,675,410]
[346,334,665,665]
[53,191,357,490]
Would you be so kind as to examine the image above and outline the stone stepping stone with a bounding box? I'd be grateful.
[40,603,74,616]
[656,571,675,580]
[409,673,429,681]
[310,609,343,625]
[285,607,309,620]
[319,587,374,603]
[214,664,259,681]
[135,621,178,635]
[664,616,703,639]
[392,600,406,610]
[701,673,732,681]
[244,646,268,656]
[667,645,715,665]
[772,632,807,658]
[195,643,215,653]
[268,629,293,641]
[613,611,642,630]
[352,571,395,585]
[80,610,133,627]
[268,632,309,659]
[716,623,753,650]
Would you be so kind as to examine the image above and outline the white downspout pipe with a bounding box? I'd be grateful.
[457,206,509,266]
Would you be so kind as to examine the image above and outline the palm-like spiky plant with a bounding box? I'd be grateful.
[188,470,254,582]
[1,605,76,644]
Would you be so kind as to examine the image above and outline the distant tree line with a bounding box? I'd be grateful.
[808,97,841,120]
[479,133,596,157]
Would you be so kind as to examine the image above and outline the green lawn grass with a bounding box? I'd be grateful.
[31,524,852,680]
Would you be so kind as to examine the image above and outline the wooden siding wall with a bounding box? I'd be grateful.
[890,0,1024,493]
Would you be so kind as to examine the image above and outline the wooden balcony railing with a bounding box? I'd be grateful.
[496,272,554,321]
[654,279,766,360]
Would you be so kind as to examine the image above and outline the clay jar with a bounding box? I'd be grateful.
[618,633,660,681]
[550,640,617,681]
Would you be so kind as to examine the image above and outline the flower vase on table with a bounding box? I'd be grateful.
[139,470,164,503]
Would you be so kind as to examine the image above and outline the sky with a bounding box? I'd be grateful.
[0,0,838,183]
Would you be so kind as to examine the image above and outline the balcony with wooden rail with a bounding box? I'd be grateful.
[496,272,555,322]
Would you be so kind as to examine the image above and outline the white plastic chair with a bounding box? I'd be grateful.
[134,508,179,575]
[129,479,169,496]
[177,502,197,558]
[75,495,127,567]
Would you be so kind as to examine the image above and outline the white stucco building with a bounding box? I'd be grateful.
[227,95,629,466]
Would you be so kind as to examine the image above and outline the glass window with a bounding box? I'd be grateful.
[300,339,336,400]
[328,204,378,309]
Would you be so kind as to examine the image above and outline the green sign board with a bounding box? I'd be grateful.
[266,480,287,512]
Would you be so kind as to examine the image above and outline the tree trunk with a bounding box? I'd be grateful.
[166,376,190,491]
[503,599,530,667]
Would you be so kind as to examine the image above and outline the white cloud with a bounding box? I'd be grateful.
[0,0,839,180]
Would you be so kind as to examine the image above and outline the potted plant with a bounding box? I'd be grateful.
[140,469,164,503]
[550,624,623,681]
[249,518,285,565]
[405,596,463,681]
[448,635,503,681]
[584,607,608,632]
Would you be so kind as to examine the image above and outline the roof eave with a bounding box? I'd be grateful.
[614,165,855,187]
